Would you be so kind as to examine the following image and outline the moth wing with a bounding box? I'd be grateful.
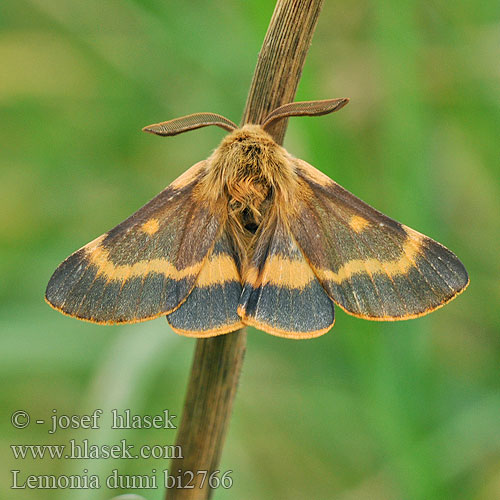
[167,230,244,337]
[45,161,221,324]
[238,214,335,338]
[291,159,469,320]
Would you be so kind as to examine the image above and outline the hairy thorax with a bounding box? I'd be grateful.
[199,125,298,256]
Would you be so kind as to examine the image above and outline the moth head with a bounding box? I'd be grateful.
[142,98,349,138]
[220,124,275,147]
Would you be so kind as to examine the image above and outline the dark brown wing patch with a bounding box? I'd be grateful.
[292,159,469,320]
[45,161,222,324]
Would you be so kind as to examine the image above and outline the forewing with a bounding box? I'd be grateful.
[45,161,221,324]
[292,159,469,320]
[238,215,335,338]
[167,230,244,336]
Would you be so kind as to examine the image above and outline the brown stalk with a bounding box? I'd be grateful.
[166,1,324,498]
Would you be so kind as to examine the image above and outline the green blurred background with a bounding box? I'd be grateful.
[2,1,499,499]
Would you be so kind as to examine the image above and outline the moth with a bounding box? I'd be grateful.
[46,98,469,339]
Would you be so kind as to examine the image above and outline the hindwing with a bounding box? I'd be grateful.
[238,214,335,338]
[167,230,244,336]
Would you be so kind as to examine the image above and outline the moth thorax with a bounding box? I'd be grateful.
[201,124,297,254]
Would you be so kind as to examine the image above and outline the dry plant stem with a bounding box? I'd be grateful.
[242,0,324,143]
[167,333,246,498]
[166,1,323,498]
